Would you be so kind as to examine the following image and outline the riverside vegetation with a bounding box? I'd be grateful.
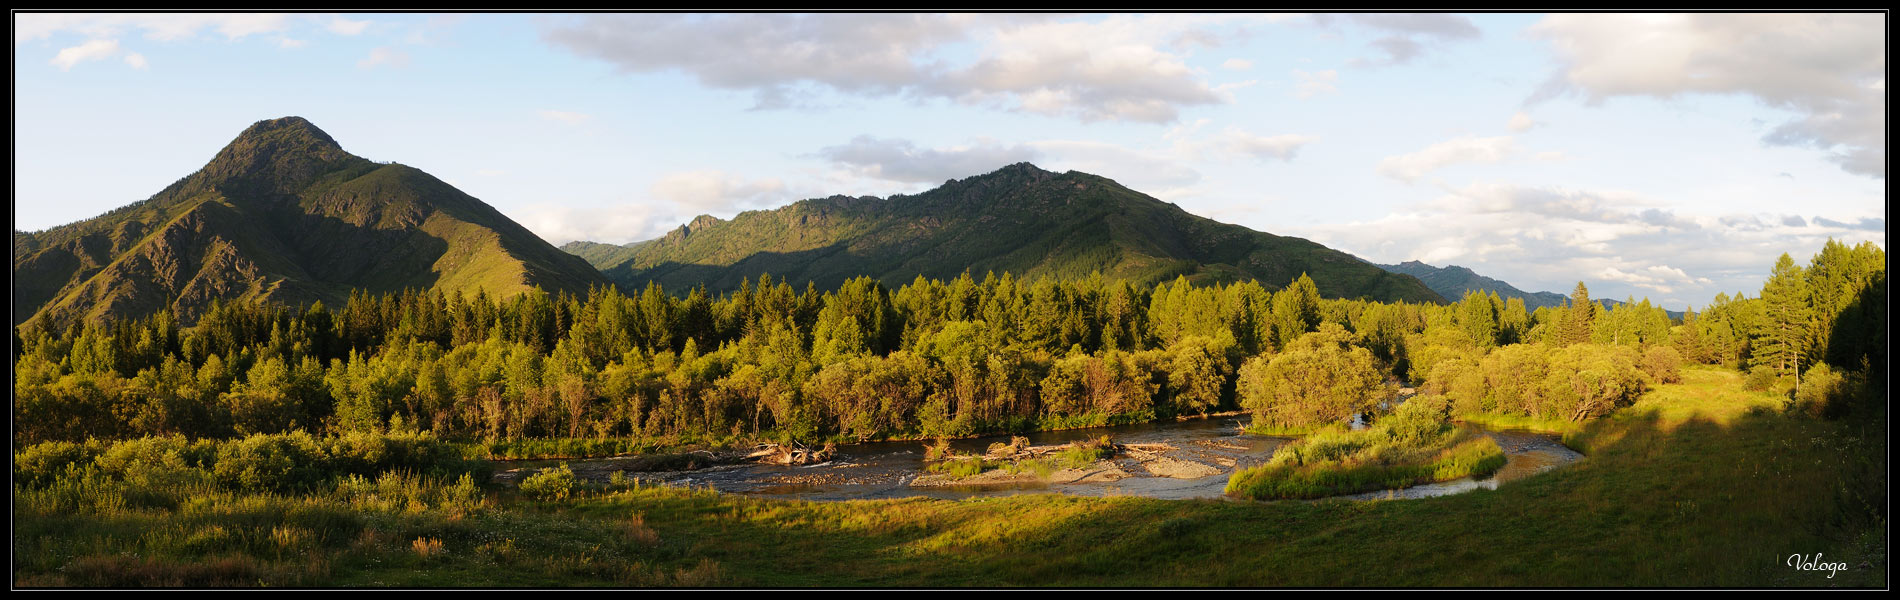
[12,242,1887,586]
[1225,395,1507,500]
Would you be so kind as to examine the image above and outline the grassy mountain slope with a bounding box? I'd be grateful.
[568,164,1443,303]
[14,117,607,328]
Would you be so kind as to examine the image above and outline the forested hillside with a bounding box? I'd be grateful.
[13,117,608,329]
[566,163,1443,305]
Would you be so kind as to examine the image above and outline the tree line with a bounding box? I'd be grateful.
[14,240,1884,445]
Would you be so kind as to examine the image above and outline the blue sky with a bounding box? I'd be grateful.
[12,12,1886,309]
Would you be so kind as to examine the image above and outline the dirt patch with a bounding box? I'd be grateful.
[1050,463,1131,484]
[1195,439,1249,451]
[1136,457,1223,479]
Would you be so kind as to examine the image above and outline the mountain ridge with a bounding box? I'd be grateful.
[1375,259,1685,317]
[14,117,609,328]
[566,162,1445,304]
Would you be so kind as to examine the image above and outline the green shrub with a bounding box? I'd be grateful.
[1793,363,1857,419]
[212,431,327,493]
[1640,346,1684,384]
[14,439,109,487]
[927,458,990,478]
[441,473,487,512]
[520,463,578,501]
[1374,395,1452,448]
[1742,365,1778,392]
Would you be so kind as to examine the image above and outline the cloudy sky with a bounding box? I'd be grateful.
[12,12,1886,309]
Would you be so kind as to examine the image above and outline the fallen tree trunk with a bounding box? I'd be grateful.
[747,443,838,465]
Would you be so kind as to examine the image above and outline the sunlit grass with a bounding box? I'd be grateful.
[12,370,1886,587]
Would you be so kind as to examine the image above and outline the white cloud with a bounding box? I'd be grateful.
[1222,58,1253,71]
[1311,13,1482,67]
[1221,131,1316,161]
[1292,69,1337,98]
[650,170,790,215]
[1292,182,1884,304]
[1507,111,1536,132]
[1170,125,1317,162]
[278,37,308,49]
[1028,139,1202,197]
[517,201,669,246]
[1377,136,1517,182]
[122,52,147,69]
[1529,13,1885,177]
[537,109,593,125]
[327,16,370,36]
[541,14,1277,123]
[518,171,797,245]
[817,136,1041,184]
[49,39,120,70]
[358,46,409,69]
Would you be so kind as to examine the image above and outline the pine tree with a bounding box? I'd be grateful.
[1755,254,1812,377]
[1558,282,1594,347]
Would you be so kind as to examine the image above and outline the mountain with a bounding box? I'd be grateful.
[14,116,608,328]
[1376,260,1685,317]
[1376,260,1570,310]
[565,163,1444,304]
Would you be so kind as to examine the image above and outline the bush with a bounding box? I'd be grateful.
[1793,363,1853,419]
[1639,345,1684,384]
[1742,365,1778,392]
[323,429,480,480]
[93,434,216,493]
[520,463,578,501]
[212,431,327,493]
[14,439,109,487]
[1375,395,1453,449]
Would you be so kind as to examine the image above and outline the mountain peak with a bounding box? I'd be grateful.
[239,116,339,146]
[198,116,358,193]
[995,162,1050,175]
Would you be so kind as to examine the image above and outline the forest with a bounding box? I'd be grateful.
[10,239,1887,587]
[14,239,1885,451]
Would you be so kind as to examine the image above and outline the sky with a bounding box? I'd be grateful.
[12,12,1887,310]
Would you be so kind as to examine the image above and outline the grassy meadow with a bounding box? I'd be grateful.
[12,366,1885,587]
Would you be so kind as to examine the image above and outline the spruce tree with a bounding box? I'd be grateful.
[1755,254,1812,377]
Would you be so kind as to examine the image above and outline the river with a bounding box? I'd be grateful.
[498,415,1583,502]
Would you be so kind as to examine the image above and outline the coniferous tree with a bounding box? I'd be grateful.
[1755,254,1812,378]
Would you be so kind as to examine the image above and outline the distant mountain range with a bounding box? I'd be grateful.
[13,117,607,327]
[1376,260,1684,317]
[564,163,1444,304]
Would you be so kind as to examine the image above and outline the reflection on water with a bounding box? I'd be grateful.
[1335,427,1586,501]
[506,417,1582,503]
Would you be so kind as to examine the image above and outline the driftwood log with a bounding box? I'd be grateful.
[746,442,837,465]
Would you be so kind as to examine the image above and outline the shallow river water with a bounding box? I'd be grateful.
[503,416,1584,503]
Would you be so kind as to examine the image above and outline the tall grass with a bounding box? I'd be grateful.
[1226,395,1507,500]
